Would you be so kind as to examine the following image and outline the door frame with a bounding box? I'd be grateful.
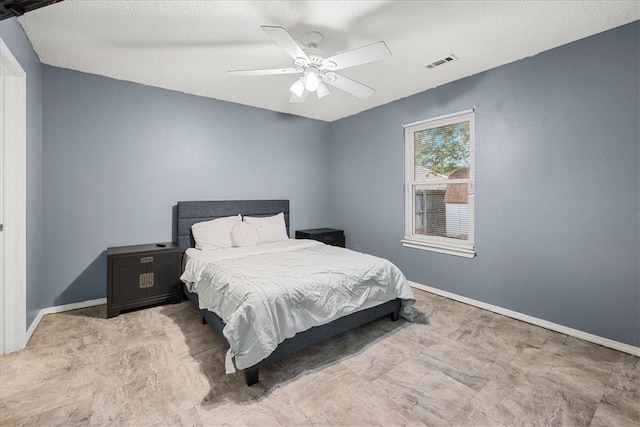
[0,38,27,354]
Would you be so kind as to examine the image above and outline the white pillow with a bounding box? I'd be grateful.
[244,212,288,244]
[230,222,259,247]
[191,214,241,250]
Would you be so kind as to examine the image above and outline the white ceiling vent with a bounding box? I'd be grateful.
[426,55,459,70]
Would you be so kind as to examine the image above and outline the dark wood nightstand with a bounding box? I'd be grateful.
[295,228,345,248]
[107,242,181,318]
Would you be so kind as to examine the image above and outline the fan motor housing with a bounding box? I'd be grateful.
[303,47,326,65]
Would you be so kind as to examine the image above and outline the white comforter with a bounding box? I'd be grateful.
[180,239,415,372]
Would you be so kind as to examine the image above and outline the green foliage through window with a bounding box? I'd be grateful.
[414,122,470,177]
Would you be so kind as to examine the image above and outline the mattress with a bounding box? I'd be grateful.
[180,239,415,372]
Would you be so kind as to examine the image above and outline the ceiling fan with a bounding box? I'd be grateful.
[229,26,391,103]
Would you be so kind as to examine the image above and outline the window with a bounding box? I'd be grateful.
[403,109,475,258]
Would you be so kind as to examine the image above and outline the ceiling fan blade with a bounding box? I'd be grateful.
[322,72,375,99]
[289,89,309,103]
[322,41,391,71]
[261,26,310,61]
[228,68,301,76]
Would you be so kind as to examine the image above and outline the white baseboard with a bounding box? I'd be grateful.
[26,298,107,344]
[409,281,640,357]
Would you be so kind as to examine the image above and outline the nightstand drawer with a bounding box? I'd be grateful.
[111,251,176,270]
[295,228,345,248]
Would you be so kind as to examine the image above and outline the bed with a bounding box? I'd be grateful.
[176,199,414,386]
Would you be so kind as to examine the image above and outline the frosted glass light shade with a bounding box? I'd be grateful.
[317,81,330,99]
[289,78,305,97]
[304,67,319,92]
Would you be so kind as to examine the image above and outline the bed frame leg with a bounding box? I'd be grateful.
[390,309,400,321]
[244,366,260,386]
[201,316,207,325]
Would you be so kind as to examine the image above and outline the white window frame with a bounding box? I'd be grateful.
[402,108,475,258]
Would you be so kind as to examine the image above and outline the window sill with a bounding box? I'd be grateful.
[401,239,475,258]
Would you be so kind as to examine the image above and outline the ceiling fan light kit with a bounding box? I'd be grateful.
[229,26,391,103]
[304,67,320,92]
[290,78,305,97]
[316,82,330,99]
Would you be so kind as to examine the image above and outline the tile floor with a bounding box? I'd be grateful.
[0,289,638,426]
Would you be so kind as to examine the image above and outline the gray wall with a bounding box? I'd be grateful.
[1,18,43,328]
[42,66,331,307]
[329,22,639,346]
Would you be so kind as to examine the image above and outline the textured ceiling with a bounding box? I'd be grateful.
[17,1,640,122]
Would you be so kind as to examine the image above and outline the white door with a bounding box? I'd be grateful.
[0,52,4,303]
[0,38,27,354]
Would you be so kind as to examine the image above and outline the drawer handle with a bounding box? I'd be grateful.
[139,272,155,288]
[140,256,154,264]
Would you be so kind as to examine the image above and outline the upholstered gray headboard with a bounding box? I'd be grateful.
[176,200,290,252]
